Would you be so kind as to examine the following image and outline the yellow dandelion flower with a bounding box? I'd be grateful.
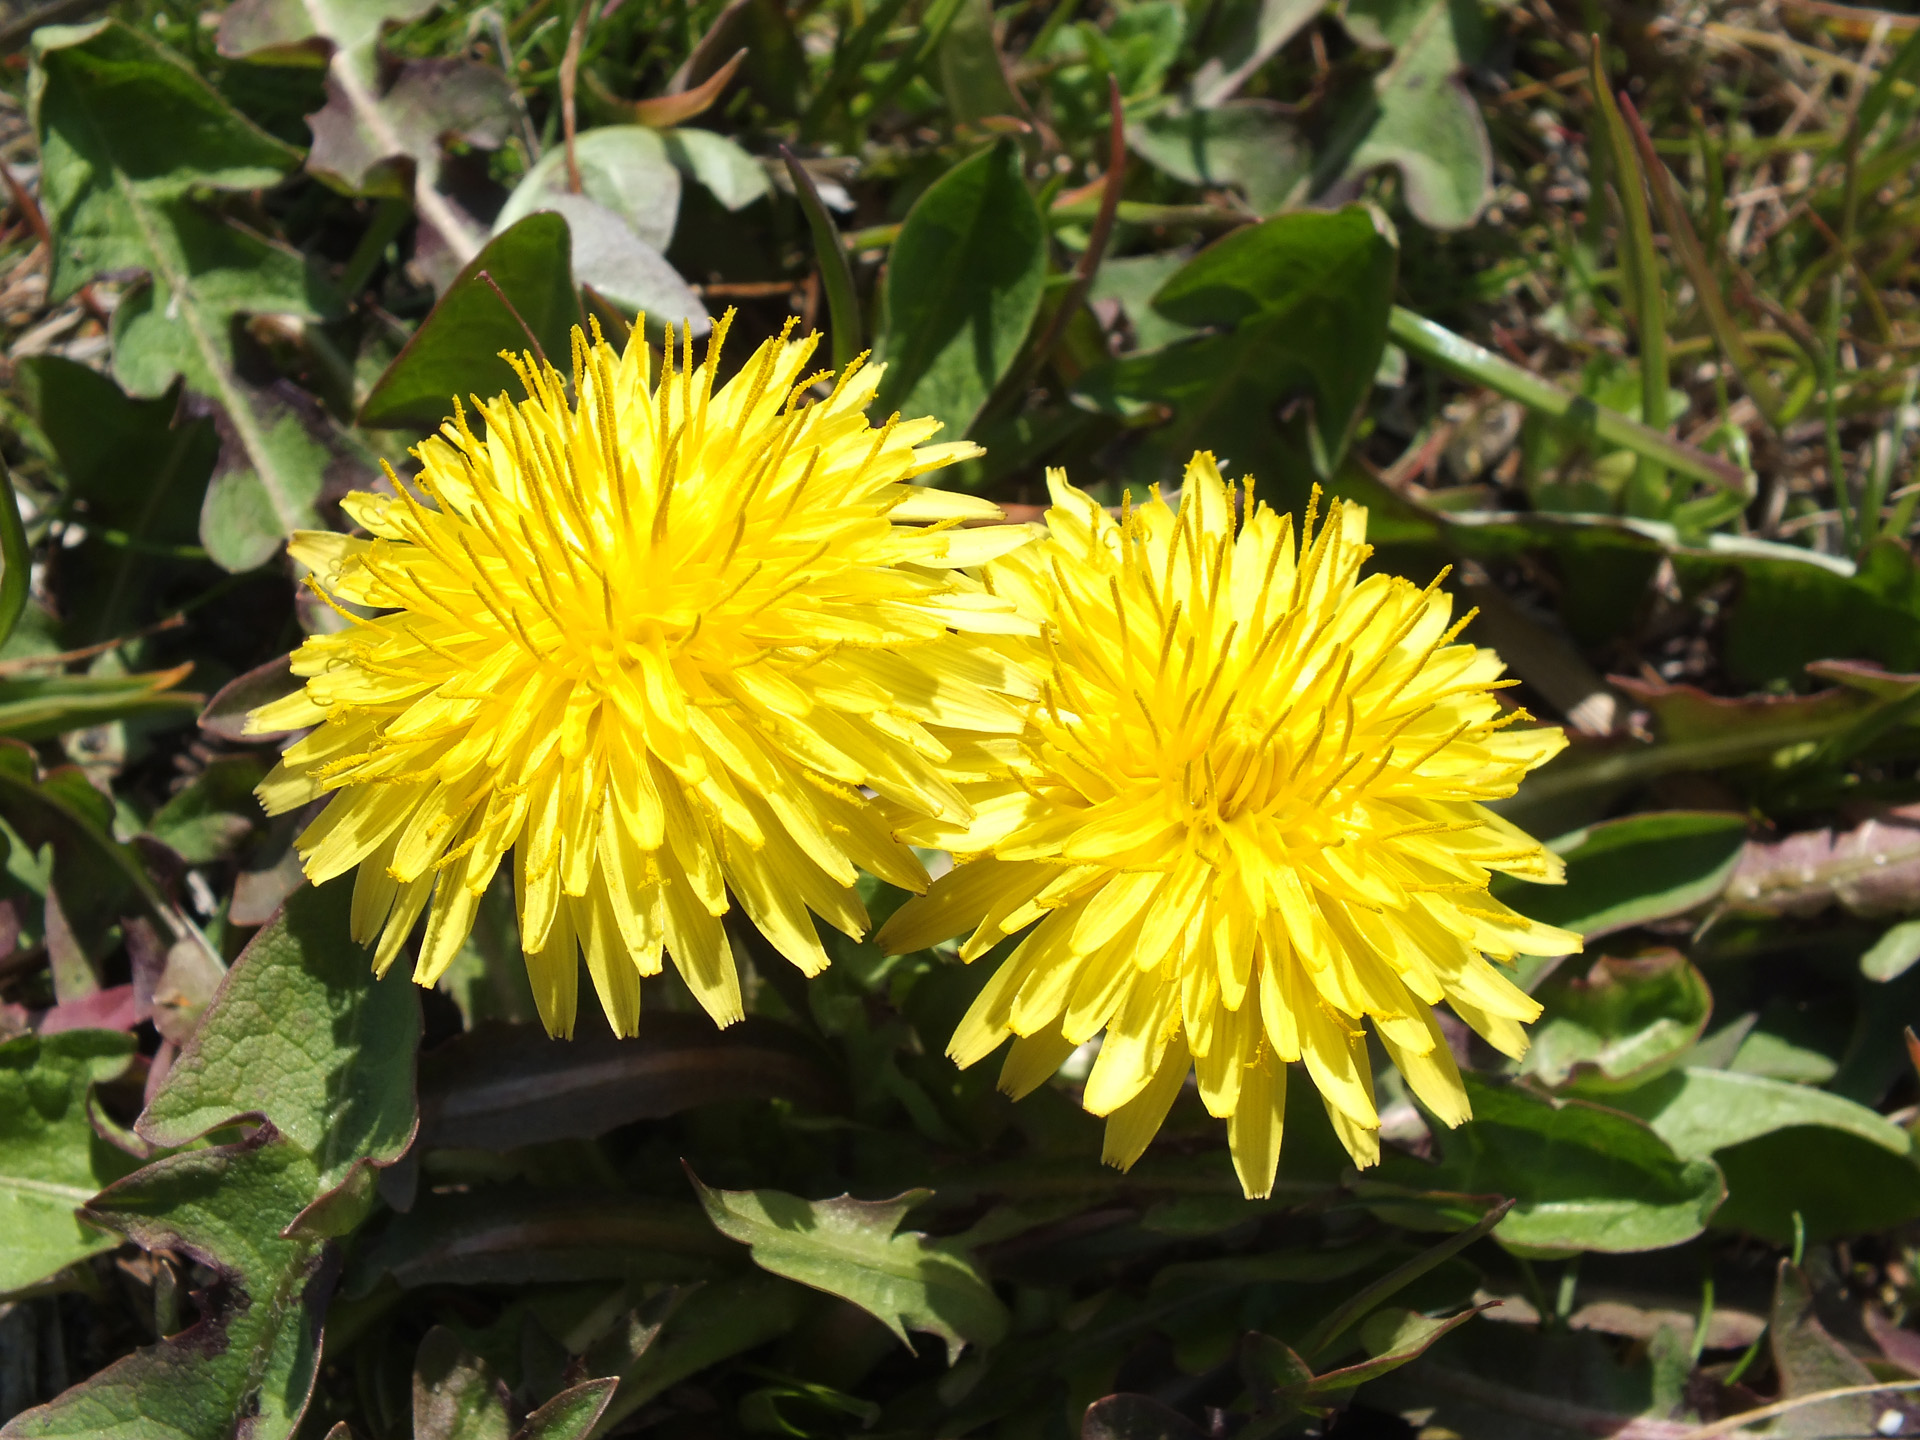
[877,454,1581,1198]
[249,314,1040,1037]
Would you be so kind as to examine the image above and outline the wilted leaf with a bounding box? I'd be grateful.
[692,1174,1009,1360]
[219,0,509,274]
[32,20,366,572]
[139,879,419,1204]
[1726,803,1920,919]
[198,654,299,743]
[1494,811,1748,941]
[419,1013,839,1150]
[1526,952,1712,1090]
[359,214,579,430]
[305,58,515,203]
[0,1029,137,1293]
[874,138,1046,442]
[0,1134,333,1440]
[216,0,438,73]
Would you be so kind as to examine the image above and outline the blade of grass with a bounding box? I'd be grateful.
[0,461,28,653]
[1617,94,1786,432]
[798,0,915,141]
[1388,308,1747,494]
[1297,1199,1513,1362]
[1588,41,1668,517]
[781,147,863,373]
[857,0,969,121]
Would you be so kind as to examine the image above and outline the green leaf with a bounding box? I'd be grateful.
[520,192,706,325]
[15,357,216,644]
[661,129,771,212]
[783,148,862,373]
[0,1135,332,1440]
[31,20,363,572]
[934,0,1022,126]
[1324,0,1491,230]
[515,1379,617,1440]
[139,878,420,1198]
[874,138,1046,442]
[1715,1125,1920,1243]
[359,214,579,431]
[0,740,166,955]
[1493,812,1748,941]
[1862,918,1920,981]
[0,1029,138,1294]
[580,1278,805,1439]
[144,754,270,864]
[1603,1068,1920,1242]
[1684,537,1920,688]
[343,1189,735,1293]
[1526,952,1712,1090]
[1409,1073,1725,1253]
[1605,1066,1915,1161]
[0,669,202,745]
[1768,1261,1883,1439]
[0,463,25,657]
[1189,0,1322,104]
[1126,100,1309,214]
[495,125,681,253]
[1308,1306,1485,1392]
[412,1327,512,1440]
[691,1174,1009,1361]
[419,1013,838,1151]
[1087,253,1197,353]
[1082,206,1395,493]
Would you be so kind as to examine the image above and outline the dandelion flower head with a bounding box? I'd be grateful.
[879,455,1581,1198]
[250,314,1038,1037]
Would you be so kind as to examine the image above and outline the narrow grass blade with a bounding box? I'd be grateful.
[1389,308,1747,495]
[1297,1199,1513,1362]
[781,147,863,373]
[1588,42,1667,515]
[0,461,29,653]
[1617,93,1785,432]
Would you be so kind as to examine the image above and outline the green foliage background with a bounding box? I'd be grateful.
[0,0,1918,1436]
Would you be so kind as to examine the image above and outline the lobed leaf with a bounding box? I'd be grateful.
[692,1173,1009,1361]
